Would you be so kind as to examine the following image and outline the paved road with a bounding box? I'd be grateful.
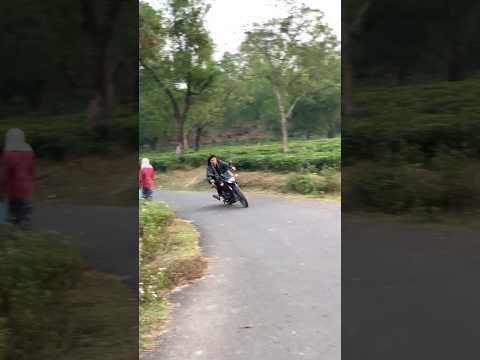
[142,190,340,360]
[33,203,138,289]
[343,215,480,359]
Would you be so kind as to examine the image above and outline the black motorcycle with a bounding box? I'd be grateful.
[213,168,249,208]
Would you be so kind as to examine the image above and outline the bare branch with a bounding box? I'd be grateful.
[349,1,371,34]
[286,93,306,119]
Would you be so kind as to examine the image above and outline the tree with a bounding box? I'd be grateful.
[81,0,135,128]
[342,0,370,115]
[241,3,338,152]
[139,0,217,156]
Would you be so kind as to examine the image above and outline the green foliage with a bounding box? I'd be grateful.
[287,174,319,194]
[140,0,219,153]
[0,1,137,118]
[346,158,480,214]
[142,138,340,172]
[0,228,83,359]
[139,201,204,350]
[343,79,480,165]
[239,4,340,147]
[286,166,340,195]
[346,0,480,83]
[139,2,341,149]
[139,202,174,266]
[139,201,179,305]
[0,110,137,159]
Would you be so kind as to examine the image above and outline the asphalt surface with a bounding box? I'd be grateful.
[343,215,480,359]
[33,203,138,289]
[142,190,341,360]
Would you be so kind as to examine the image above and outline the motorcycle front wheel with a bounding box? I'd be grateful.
[233,184,249,208]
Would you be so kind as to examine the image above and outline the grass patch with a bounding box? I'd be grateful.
[34,153,138,206]
[142,138,340,172]
[287,167,340,195]
[154,167,341,199]
[139,201,206,351]
[0,226,137,360]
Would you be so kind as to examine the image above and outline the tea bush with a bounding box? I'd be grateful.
[345,159,480,213]
[143,138,341,173]
[342,79,480,213]
[0,109,137,160]
[343,79,480,165]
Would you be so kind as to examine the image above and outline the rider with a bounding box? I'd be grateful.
[206,154,235,201]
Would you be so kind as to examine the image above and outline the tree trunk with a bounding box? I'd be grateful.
[81,0,124,128]
[448,43,466,81]
[87,92,104,129]
[183,131,190,150]
[396,63,408,85]
[272,85,288,152]
[194,127,203,151]
[342,22,354,116]
[327,125,336,138]
[105,61,116,112]
[86,34,111,129]
[175,115,185,156]
[131,57,139,111]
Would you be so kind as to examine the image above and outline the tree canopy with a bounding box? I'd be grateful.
[139,1,341,152]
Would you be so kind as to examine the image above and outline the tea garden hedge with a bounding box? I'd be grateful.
[142,138,341,173]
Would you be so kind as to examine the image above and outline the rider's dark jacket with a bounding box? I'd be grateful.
[206,160,230,182]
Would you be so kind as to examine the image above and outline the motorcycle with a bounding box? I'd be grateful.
[213,166,249,208]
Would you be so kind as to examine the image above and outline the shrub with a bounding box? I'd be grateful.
[0,227,84,359]
[348,164,417,213]
[142,138,341,173]
[345,159,480,213]
[319,167,341,193]
[286,171,340,195]
[287,174,318,194]
[139,202,174,304]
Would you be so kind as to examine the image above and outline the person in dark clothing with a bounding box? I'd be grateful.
[206,155,235,201]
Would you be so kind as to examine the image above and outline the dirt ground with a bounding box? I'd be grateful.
[155,167,341,201]
[34,152,137,206]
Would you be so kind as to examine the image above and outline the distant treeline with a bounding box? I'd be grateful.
[0,1,137,128]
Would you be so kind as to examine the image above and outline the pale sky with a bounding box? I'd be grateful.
[147,0,340,60]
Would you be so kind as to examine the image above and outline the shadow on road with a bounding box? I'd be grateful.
[182,201,249,213]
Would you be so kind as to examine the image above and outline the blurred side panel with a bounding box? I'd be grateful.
[0,1,138,358]
[342,0,480,358]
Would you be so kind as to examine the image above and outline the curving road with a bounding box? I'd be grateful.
[33,204,138,289]
[142,190,340,360]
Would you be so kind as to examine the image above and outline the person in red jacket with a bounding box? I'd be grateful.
[139,158,154,199]
[1,128,34,225]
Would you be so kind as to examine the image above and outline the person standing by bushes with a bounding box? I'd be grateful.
[139,158,155,199]
[1,128,34,225]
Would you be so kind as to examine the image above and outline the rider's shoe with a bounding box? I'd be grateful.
[212,194,221,201]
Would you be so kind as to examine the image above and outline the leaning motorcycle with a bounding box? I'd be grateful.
[214,169,249,208]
